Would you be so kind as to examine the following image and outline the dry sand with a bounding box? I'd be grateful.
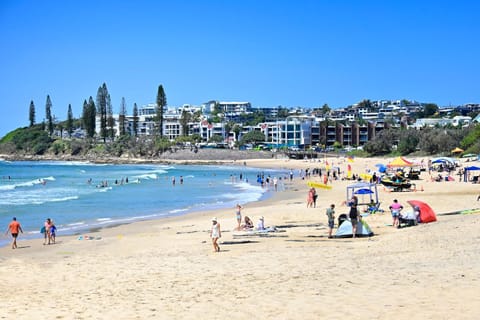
[1,156,480,319]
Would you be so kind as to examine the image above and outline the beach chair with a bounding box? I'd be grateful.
[367,202,383,214]
[398,212,418,228]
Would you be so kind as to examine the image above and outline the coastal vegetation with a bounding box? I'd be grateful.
[1,82,479,159]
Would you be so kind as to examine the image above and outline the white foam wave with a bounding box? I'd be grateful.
[97,218,111,222]
[169,208,188,214]
[0,185,15,191]
[96,187,112,192]
[135,173,158,180]
[67,222,85,226]
[51,196,78,202]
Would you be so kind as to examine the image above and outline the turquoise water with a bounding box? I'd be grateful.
[0,160,284,246]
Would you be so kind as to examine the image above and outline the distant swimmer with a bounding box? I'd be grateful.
[180,176,183,185]
[172,176,176,186]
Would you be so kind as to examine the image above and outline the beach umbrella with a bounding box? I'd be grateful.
[451,147,464,154]
[407,200,437,223]
[354,188,374,203]
[354,188,374,195]
[375,163,387,173]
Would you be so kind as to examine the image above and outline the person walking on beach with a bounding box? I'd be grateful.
[43,218,53,245]
[326,204,335,238]
[389,199,403,228]
[5,217,23,249]
[235,204,243,231]
[210,217,221,252]
[307,188,314,208]
[312,187,318,208]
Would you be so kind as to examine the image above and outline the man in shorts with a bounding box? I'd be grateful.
[326,204,335,238]
[5,217,23,249]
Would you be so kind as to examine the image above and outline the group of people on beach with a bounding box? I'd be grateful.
[324,194,412,239]
[209,203,267,252]
[42,218,57,245]
[4,216,57,249]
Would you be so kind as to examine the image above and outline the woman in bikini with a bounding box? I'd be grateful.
[235,204,243,230]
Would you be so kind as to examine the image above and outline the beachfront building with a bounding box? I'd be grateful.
[202,100,252,122]
[411,116,472,129]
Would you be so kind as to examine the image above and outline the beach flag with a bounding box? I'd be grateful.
[347,155,354,163]
[347,164,352,179]
[325,160,331,171]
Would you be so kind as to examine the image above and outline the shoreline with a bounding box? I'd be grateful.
[2,156,480,319]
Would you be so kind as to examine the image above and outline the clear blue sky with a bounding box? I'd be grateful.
[1,0,479,137]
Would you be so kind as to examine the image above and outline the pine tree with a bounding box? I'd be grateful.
[119,97,127,136]
[96,83,109,142]
[84,96,96,138]
[106,93,115,140]
[29,100,36,127]
[82,99,88,130]
[133,103,139,137]
[45,95,54,136]
[156,85,167,137]
[67,104,74,137]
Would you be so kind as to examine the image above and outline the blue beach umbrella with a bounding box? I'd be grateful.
[354,188,374,195]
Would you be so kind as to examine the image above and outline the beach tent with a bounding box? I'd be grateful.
[451,147,464,154]
[335,219,374,238]
[375,163,387,173]
[464,166,480,171]
[407,200,437,223]
[463,166,480,182]
[431,157,457,165]
[387,157,414,168]
[346,182,379,205]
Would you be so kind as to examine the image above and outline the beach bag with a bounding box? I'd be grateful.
[40,226,46,234]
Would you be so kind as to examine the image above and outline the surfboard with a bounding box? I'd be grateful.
[359,173,373,181]
[307,181,332,190]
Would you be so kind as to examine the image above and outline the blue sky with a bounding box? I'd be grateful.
[0,0,479,137]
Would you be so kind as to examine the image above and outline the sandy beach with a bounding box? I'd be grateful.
[1,156,480,319]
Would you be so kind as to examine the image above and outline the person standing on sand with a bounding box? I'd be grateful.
[312,187,318,208]
[307,188,314,208]
[210,217,221,252]
[5,217,23,249]
[44,218,53,245]
[235,204,243,231]
[326,204,335,238]
[349,199,359,238]
[389,199,403,228]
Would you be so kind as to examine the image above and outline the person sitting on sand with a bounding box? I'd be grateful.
[257,216,265,230]
[242,216,254,230]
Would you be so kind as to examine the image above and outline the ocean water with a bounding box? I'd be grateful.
[0,160,285,246]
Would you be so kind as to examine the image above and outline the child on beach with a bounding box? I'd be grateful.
[50,222,57,244]
[210,217,221,252]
